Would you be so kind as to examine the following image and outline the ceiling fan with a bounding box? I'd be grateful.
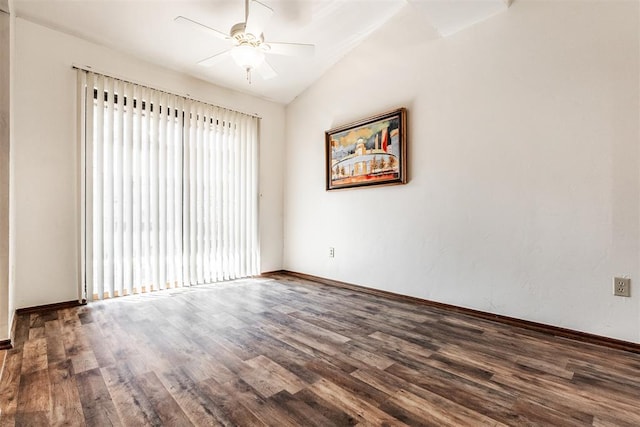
[175,0,315,83]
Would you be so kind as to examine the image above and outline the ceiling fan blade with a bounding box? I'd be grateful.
[245,0,274,37]
[197,50,231,67]
[256,60,277,80]
[264,42,315,57]
[174,16,229,41]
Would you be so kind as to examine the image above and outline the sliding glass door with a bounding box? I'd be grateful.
[78,70,259,301]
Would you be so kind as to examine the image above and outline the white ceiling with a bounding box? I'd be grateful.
[12,0,511,104]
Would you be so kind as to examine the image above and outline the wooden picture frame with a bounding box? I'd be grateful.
[325,107,407,191]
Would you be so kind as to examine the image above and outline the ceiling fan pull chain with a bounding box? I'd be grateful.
[246,68,252,84]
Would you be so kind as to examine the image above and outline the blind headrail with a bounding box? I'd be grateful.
[72,64,262,120]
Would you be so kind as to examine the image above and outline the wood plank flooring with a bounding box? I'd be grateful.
[1,272,640,426]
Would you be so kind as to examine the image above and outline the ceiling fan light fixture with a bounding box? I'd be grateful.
[230,44,265,71]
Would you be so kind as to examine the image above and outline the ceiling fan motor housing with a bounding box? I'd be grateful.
[230,23,264,48]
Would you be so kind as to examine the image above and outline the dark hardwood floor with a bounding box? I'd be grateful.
[1,272,639,426]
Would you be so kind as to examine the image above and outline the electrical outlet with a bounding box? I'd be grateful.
[613,277,631,297]
[329,247,335,258]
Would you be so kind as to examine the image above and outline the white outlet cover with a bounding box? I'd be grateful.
[613,277,631,297]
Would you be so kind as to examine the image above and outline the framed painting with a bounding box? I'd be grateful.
[325,107,407,191]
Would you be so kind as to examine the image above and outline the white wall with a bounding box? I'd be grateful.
[284,0,640,343]
[13,18,285,309]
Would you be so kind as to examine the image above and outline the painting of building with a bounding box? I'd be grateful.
[327,110,404,189]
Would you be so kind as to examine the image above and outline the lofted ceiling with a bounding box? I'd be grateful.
[11,0,512,104]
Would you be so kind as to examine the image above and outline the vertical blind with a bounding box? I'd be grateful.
[78,70,259,301]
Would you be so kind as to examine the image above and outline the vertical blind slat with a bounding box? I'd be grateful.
[251,118,259,274]
[173,98,181,287]
[239,116,247,278]
[158,93,167,290]
[114,79,124,298]
[188,104,197,284]
[132,84,142,294]
[105,78,115,298]
[196,103,204,284]
[149,89,160,291]
[123,83,133,296]
[222,109,230,280]
[182,104,190,286]
[94,75,105,300]
[214,110,223,282]
[141,87,150,291]
[165,97,175,287]
[203,106,211,283]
